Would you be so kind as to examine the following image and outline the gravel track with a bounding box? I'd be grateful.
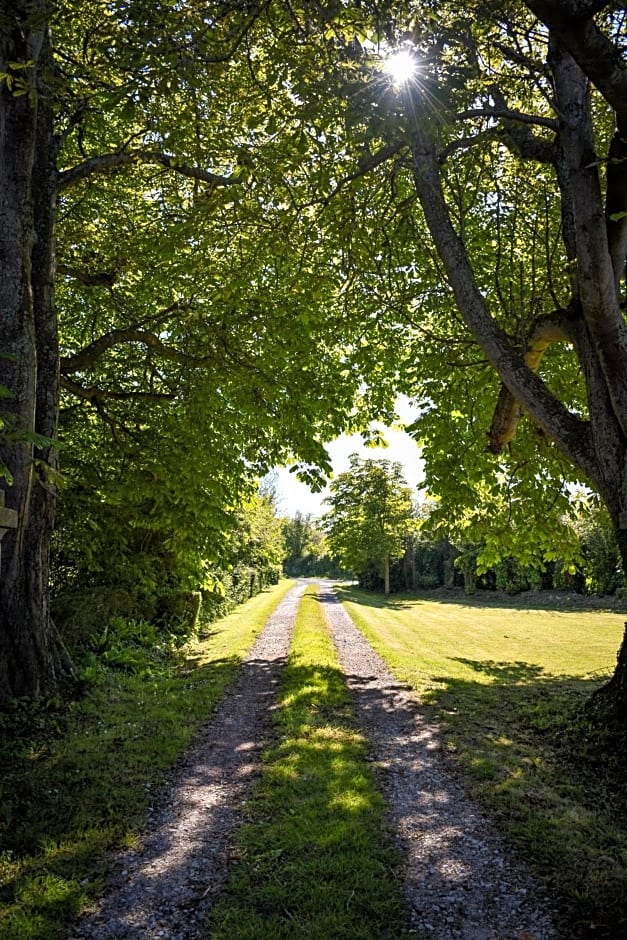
[71,582,307,940]
[318,580,559,940]
[70,579,560,939]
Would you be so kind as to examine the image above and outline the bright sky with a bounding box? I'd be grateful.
[274,397,424,518]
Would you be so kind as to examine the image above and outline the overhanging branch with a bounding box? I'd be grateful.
[58,150,242,191]
[456,105,558,131]
[60,376,175,403]
[410,122,597,480]
[61,327,216,373]
[487,309,574,453]
[57,264,117,287]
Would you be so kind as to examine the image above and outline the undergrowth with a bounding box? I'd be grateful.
[207,585,409,939]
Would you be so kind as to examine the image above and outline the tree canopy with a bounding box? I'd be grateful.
[3,0,627,719]
[0,0,400,700]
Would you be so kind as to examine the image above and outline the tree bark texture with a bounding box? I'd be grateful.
[0,3,72,703]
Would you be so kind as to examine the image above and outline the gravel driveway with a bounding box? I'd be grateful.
[71,579,558,939]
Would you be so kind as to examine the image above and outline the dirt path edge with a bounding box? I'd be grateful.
[70,581,307,940]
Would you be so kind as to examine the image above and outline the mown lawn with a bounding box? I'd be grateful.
[0,580,295,940]
[336,585,627,939]
[207,585,408,939]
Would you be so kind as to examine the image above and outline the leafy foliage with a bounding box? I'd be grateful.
[52,482,286,644]
[45,1,409,639]
[281,511,344,577]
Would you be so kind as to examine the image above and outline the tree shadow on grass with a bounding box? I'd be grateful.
[426,663,627,939]
[448,658,548,682]
[333,584,623,615]
[327,585,417,611]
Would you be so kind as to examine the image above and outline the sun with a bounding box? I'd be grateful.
[383,48,417,86]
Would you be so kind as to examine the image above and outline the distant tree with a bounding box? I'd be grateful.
[281,512,345,577]
[229,488,286,586]
[282,512,312,572]
[323,457,415,594]
[574,501,626,596]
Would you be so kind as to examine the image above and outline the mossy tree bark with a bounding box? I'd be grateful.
[0,2,72,703]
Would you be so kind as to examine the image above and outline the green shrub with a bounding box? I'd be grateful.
[414,574,441,589]
[200,564,276,624]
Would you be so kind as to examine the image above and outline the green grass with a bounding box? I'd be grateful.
[0,580,295,940]
[336,585,627,939]
[207,585,408,939]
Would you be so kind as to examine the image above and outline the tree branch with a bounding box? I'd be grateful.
[487,309,575,453]
[58,150,242,191]
[60,376,174,403]
[57,264,117,287]
[456,105,558,131]
[323,141,406,200]
[61,327,216,373]
[439,130,499,163]
[410,122,597,481]
[489,87,557,164]
[524,0,627,130]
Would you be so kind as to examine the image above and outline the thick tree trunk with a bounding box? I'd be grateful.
[593,623,627,722]
[407,31,627,728]
[577,326,627,723]
[590,526,627,724]
[0,4,72,704]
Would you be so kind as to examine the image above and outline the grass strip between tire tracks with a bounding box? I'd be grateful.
[0,580,296,940]
[207,584,409,939]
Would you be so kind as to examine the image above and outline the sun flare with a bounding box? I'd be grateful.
[383,48,417,85]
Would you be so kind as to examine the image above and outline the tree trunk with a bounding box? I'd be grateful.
[0,3,72,704]
[383,553,390,595]
[589,525,627,724]
[408,39,627,727]
[592,623,627,723]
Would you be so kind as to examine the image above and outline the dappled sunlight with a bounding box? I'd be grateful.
[205,583,407,937]
[280,673,337,709]
[65,583,308,938]
[334,585,624,701]
[417,788,452,806]
[336,583,623,616]
[278,729,357,752]
[318,583,568,936]
[329,790,376,813]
